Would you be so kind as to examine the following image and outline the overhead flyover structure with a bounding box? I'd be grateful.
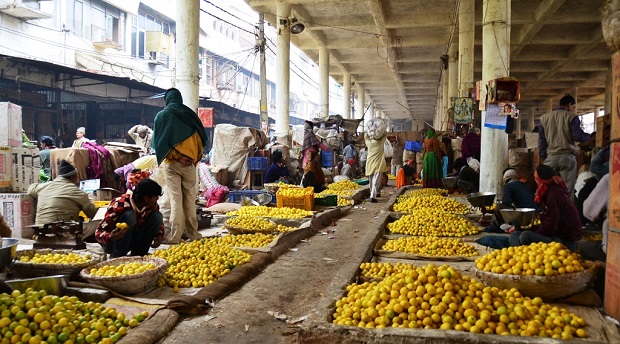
[245,0,610,125]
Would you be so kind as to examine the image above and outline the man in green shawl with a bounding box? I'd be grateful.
[152,88,208,244]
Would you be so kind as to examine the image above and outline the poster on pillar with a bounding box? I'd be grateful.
[483,103,507,130]
[198,107,214,128]
[453,98,473,124]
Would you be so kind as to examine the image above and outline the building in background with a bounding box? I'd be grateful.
[0,0,343,146]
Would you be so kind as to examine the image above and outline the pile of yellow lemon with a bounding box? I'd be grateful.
[475,242,586,276]
[275,224,297,233]
[382,237,479,257]
[226,205,312,219]
[225,216,276,232]
[89,262,156,277]
[276,187,313,197]
[153,236,254,291]
[0,288,147,344]
[19,252,91,264]
[485,204,497,212]
[387,210,480,237]
[398,188,448,200]
[394,195,469,214]
[327,180,361,192]
[315,190,354,207]
[333,262,587,338]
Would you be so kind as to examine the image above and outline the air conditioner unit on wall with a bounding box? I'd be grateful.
[146,31,171,54]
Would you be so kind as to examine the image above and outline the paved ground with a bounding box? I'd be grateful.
[161,186,396,344]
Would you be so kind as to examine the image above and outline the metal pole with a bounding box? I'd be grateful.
[259,13,268,135]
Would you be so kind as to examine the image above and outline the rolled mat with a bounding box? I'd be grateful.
[117,309,179,344]
[166,252,272,314]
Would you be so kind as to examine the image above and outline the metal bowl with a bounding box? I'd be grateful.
[252,193,273,205]
[442,177,458,189]
[500,208,537,226]
[0,238,19,271]
[466,192,497,208]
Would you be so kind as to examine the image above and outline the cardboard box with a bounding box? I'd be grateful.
[0,102,22,147]
[0,193,35,238]
[91,188,121,201]
[11,148,40,192]
[509,148,530,167]
[611,51,620,142]
[0,146,11,192]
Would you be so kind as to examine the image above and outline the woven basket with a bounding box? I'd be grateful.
[473,261,598,301]
[80,256,168,295]
[11,249,103,278]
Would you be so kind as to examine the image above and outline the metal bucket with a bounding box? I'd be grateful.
[0,238,19,271]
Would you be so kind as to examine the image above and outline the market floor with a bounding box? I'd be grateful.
[160,185,396,344]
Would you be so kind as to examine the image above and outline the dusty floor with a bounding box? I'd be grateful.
[160,186,396,344]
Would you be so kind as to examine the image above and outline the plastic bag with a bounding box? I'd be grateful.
[384,140,394,158]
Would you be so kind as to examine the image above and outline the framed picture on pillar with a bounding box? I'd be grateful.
[453,97,473,124]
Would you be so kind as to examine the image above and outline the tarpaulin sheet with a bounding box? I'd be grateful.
[211,124,256,186]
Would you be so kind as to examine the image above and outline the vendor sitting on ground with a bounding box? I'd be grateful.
[484,168,537,233]
[453,158,479,194]
[301,151,326,193]
[95,179,164,258]
[264,150,291,184]
[396,159,415,188]
[28,159,97,225]
[508,164,582,251]
[340,159,356,180]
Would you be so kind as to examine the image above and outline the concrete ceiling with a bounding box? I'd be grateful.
[246,0,612,121]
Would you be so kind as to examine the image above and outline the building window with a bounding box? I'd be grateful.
[131,9,172,60]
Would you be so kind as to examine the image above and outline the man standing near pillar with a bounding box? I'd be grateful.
[538,94,590,199]
[153,88,207,244]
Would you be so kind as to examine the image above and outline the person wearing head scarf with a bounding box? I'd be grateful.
[28,159,97,226]
[128,124,154,155]
[422,128,443,188]
[508,164,582,251]
[152,88,208,244]
[39,136,56,182]
[301,121,330,169]
[461,127,481,160]
[72,127,89,148]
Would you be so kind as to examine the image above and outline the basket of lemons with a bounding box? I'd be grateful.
[11,249,103,278]
[473,242,598,301]
[80,256,168,295]
[224,215,277,235]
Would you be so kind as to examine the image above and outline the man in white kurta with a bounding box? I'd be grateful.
[365,132,388,203]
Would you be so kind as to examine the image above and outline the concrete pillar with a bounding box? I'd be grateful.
[516,116,522,136]
[442,70,449,127]
[480,0,510,193]
[458,0,475,98]
[175,0,200,110]
[545,98,553,113]
[357,85,365,120]
[447,43,458,129]
[275,2,291,139]
[319,46,330,117]
[529,110,535,132]
[343,72,351,119]
[605,64,612,116]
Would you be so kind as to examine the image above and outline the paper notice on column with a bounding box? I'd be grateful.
[483,103,507,130]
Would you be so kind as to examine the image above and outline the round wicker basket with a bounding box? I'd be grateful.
[11,249,103,278]
[473,261,598,301]
[80,256,168,295]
